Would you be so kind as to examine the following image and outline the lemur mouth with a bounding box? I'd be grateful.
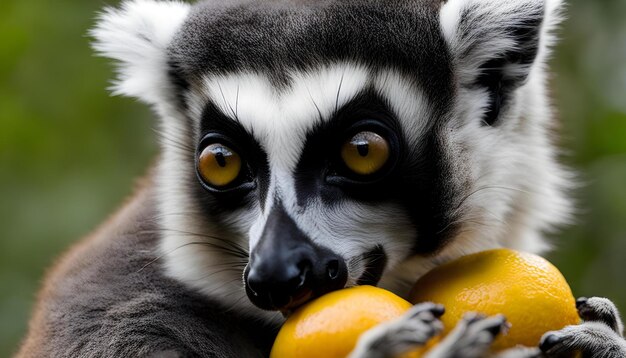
[356,245,388,286]
[279,288,314,316]
[280,247,387,316]
[245,255,348,314]
[278,248,387,316]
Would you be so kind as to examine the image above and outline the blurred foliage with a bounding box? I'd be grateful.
[0,0,625,356]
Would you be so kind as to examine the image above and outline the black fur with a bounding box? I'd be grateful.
[168,0,454,112]
[196,100,271,211]
[18,187,278,357]
[357,245,388,286]
[293,89,407,207]
[461,4,545,126]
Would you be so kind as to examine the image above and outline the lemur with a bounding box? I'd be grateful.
[17,0,626,357]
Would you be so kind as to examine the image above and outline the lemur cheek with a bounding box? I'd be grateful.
[356,245,388,286]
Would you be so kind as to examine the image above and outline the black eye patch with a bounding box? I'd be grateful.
[193,101,271,211]
[293,89,406,207]
[293,88,462,256]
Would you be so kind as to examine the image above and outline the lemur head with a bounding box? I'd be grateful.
[93,0,569,316]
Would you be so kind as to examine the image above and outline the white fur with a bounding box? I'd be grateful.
[437,0,571,256]
[189,64,371,171]
[440,0,564,85]
[90,0,190,105]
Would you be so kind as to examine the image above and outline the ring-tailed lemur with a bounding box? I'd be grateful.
[17,0,626,357]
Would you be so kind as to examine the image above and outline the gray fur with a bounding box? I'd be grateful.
[168,0,452,107]
[576,297,624,336]
[350,303,445,358]
[538,297,626,358]
[17,186,278,357]
[540,323,626,358]
[423,314,508,358]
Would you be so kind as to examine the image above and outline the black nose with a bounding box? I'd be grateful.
[246,256,345,310]
[244,204,347,311]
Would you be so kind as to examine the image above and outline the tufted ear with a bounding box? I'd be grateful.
[440,0,564,124]
[90,0,191,105]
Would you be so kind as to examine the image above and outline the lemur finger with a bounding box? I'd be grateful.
[493,347,545,358]
[423,314,508,358]
[576,297,624,336]
[349,303,445,358]
[539,322,626,358]
[375,319,442,348]
[403,302,446,321]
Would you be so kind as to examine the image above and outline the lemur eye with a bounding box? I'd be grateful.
[341,131,390,176]
[197,143,242,187]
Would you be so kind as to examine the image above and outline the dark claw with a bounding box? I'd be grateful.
[464,312,487,325]
[539,333,561,352]
[431,304,445,318]
[576,297,588,310]
[484,315,507,337]
[406,302,445,321]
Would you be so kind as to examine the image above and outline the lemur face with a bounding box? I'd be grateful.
[187,66,454,311]
[93,0,569,316]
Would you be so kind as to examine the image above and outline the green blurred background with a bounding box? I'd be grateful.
[1,0,625,356]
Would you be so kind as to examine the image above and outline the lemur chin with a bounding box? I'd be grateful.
[17,0,626,357]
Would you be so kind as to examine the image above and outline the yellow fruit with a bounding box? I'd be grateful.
[409,249,580,351]
[270,286,413,358]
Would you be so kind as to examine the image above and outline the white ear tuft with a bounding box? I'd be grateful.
[90,0,191,105]
[440,0,564,86]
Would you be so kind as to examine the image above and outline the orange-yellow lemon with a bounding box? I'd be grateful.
[409,249,580,351]
[271,286,413,358]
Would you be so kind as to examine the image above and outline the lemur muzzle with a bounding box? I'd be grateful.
[244,204,347,311]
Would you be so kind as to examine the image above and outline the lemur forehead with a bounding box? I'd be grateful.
[187,62,435,171]
[168,0,454,105]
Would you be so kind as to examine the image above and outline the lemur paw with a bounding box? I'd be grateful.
[423,313,509,358]
[575,297,624,335]
[539,322,626,358]
[539,297,626,358]
[349,302,445,358]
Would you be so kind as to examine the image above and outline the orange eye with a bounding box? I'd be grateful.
[340,131,390,176]
[197,143,242,187]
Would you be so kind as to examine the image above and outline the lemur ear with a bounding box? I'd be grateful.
[90,0,191,105]
[440,0,563,124]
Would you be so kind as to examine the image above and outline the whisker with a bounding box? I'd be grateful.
[334,72,345,114]
[217,82,238,120]
[196,268,246,282]
[307,87,324,122]
[136,240,221,273]
[223,291,252,315]
[235,84,240,120]
[450,184,537,219]
[152,128,195,152]
[210,277,246,298]
[156,228,249,258]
